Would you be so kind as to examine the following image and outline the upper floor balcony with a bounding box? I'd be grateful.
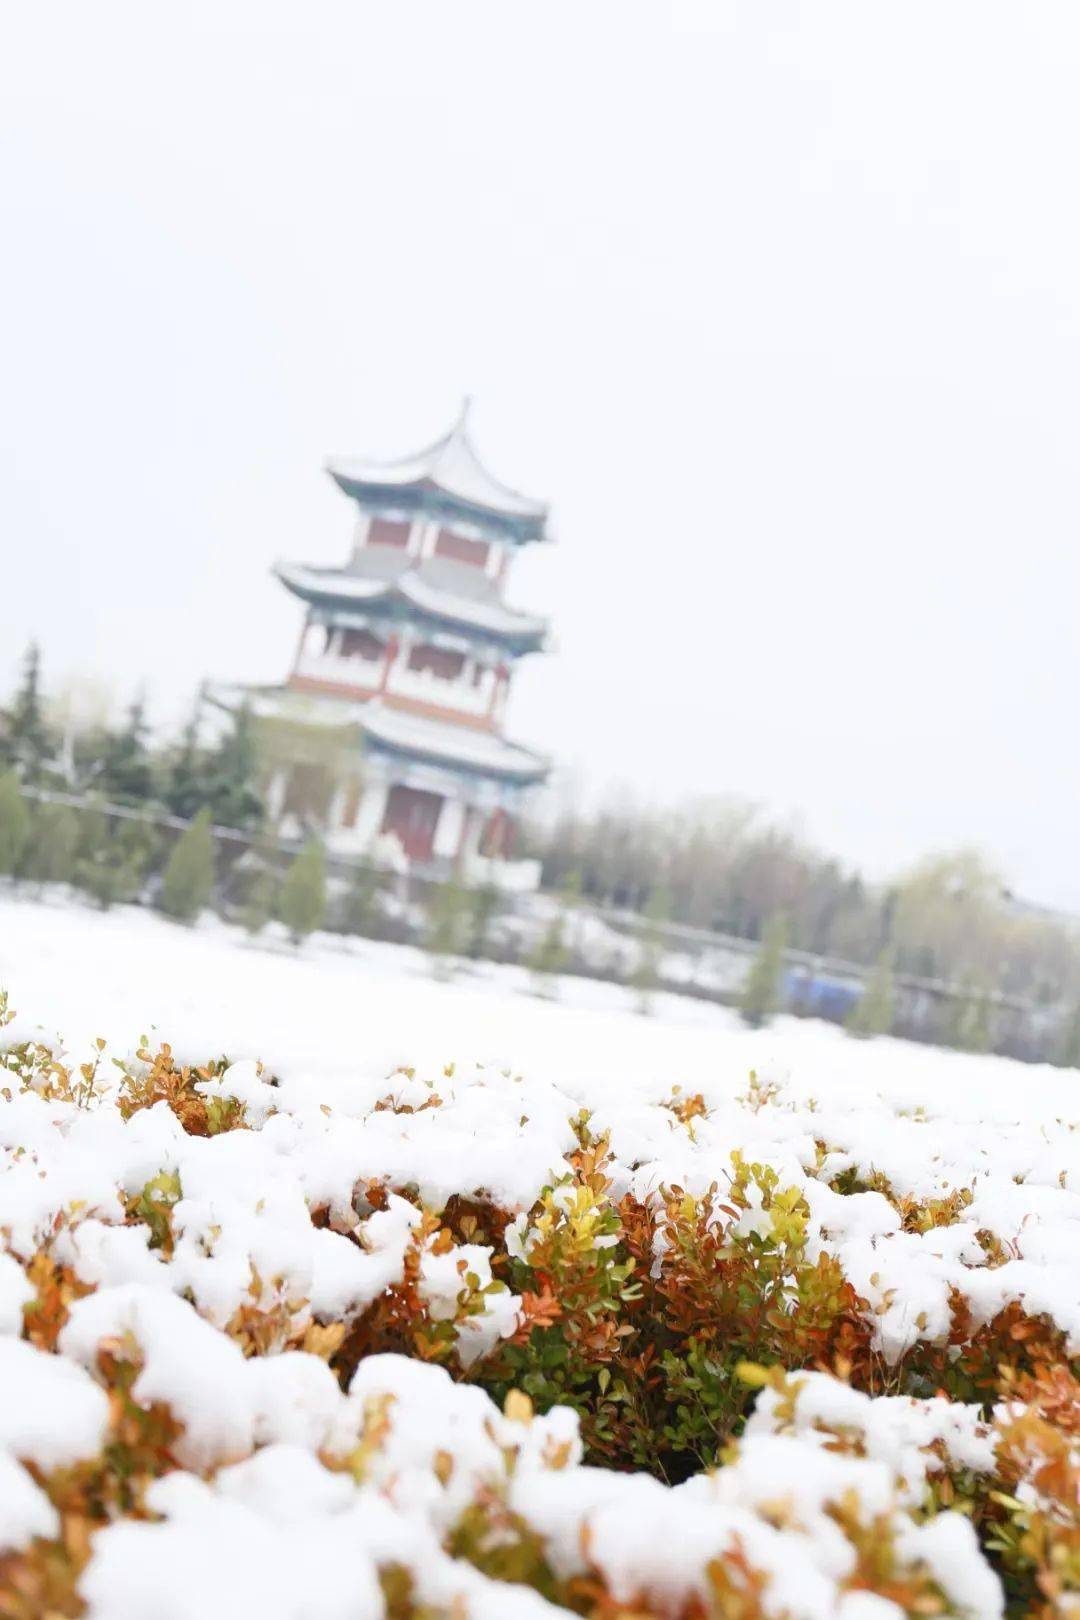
[292,625,508,727]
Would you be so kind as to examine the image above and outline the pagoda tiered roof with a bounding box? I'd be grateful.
[208,683,548,786]
[361,701,548,784]
[326,405,550,544]
[275,557,548,654]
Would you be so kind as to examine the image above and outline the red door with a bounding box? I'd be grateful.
[381,785,443,862]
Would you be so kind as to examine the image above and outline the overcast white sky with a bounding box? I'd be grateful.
[2,3,1079,902]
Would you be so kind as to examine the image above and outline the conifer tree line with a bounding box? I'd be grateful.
[0,646,263,827]
[0,646,454,956]
[0,644,287,924]
[4,644,1080,1059]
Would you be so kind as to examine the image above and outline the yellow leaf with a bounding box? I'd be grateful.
[504,1389,534,1426]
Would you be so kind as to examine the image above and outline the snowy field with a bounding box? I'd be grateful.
[2,892,1078,1618]
[1,890,1072,1125]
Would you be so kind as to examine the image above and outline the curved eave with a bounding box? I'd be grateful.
[275,566,547,656]
[326,469,549,545]
[210,679,549,786]
[275,563,383,607]
[363,728,550,788]
[206,681,366,736]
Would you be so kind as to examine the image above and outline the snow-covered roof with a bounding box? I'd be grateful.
[275,561,548,649]
[326,403,549,537]
[276,563,386,605]
[204,682,368,728]
[206,682,548,785]
[399,572,545,639]
[361,701,549,784]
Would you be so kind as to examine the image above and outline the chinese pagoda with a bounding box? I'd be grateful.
[212,405,552,890]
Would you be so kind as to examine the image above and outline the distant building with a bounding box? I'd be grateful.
[211,406,551,890]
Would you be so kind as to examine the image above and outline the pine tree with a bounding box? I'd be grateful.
[241,863,278,937]
[528,908,568,998]
[21,802,79,889]
[74,814,159,910]
[466,881,500,959]
[944,985,993,1053]
[631,883,669,1015]
[1,643,52,783]
[342,861,385,938]
[740,913,788,1027]
[71,803,109,889]
[847,948,896,1038]
[72,803,119,906]
[277,838,326,945]
[0,771,30,877]
[159,809,216,923]
[164,691,209,820]
[202,703,263,830]
[966,992,993,1053]
[99,694,156,805]
[427,877,467,978]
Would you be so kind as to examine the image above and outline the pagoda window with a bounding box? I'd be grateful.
[339,628,385,662]
[407,643,466,681]
[434,528,489,568]
[367,517,410,549]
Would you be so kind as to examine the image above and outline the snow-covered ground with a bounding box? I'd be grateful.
[3,891,1079,1618]
[1,890,1073,1127]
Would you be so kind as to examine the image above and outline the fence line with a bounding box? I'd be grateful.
[14,786,1064,1055]
[595,904,1044,1015]
[21,785,293,851]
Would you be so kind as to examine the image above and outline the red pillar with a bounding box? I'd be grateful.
[379,633,400,694]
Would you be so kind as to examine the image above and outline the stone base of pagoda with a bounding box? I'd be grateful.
[459,848,542,894]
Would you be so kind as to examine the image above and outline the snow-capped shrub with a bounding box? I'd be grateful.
[1,995,1077,1617]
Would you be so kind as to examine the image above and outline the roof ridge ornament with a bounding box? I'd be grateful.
[452,395,473,435]
[325,403,549,532]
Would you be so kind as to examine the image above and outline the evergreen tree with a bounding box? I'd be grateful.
[1,643,52,782]
[342,861,385,938]
[466,881,500,959]
[967,992,993,1053]
[528,908,568,997]
[71,802,109,879]
[164,691,209,820]
[75,814,159,910]
[740,913,788,1027]
[21,802,79,889]
[847,948,896,1038]
[99,695,156,805]
[427,877,468,978]
[241,862,278,937]
[0,770,30,877]
[631,883,669,1015]
[202,704,263,830]
[944,985,993,1053]
[277,838,326,945]
[159,809,216,923]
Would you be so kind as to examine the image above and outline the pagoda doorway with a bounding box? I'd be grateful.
[380,784,443,863]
